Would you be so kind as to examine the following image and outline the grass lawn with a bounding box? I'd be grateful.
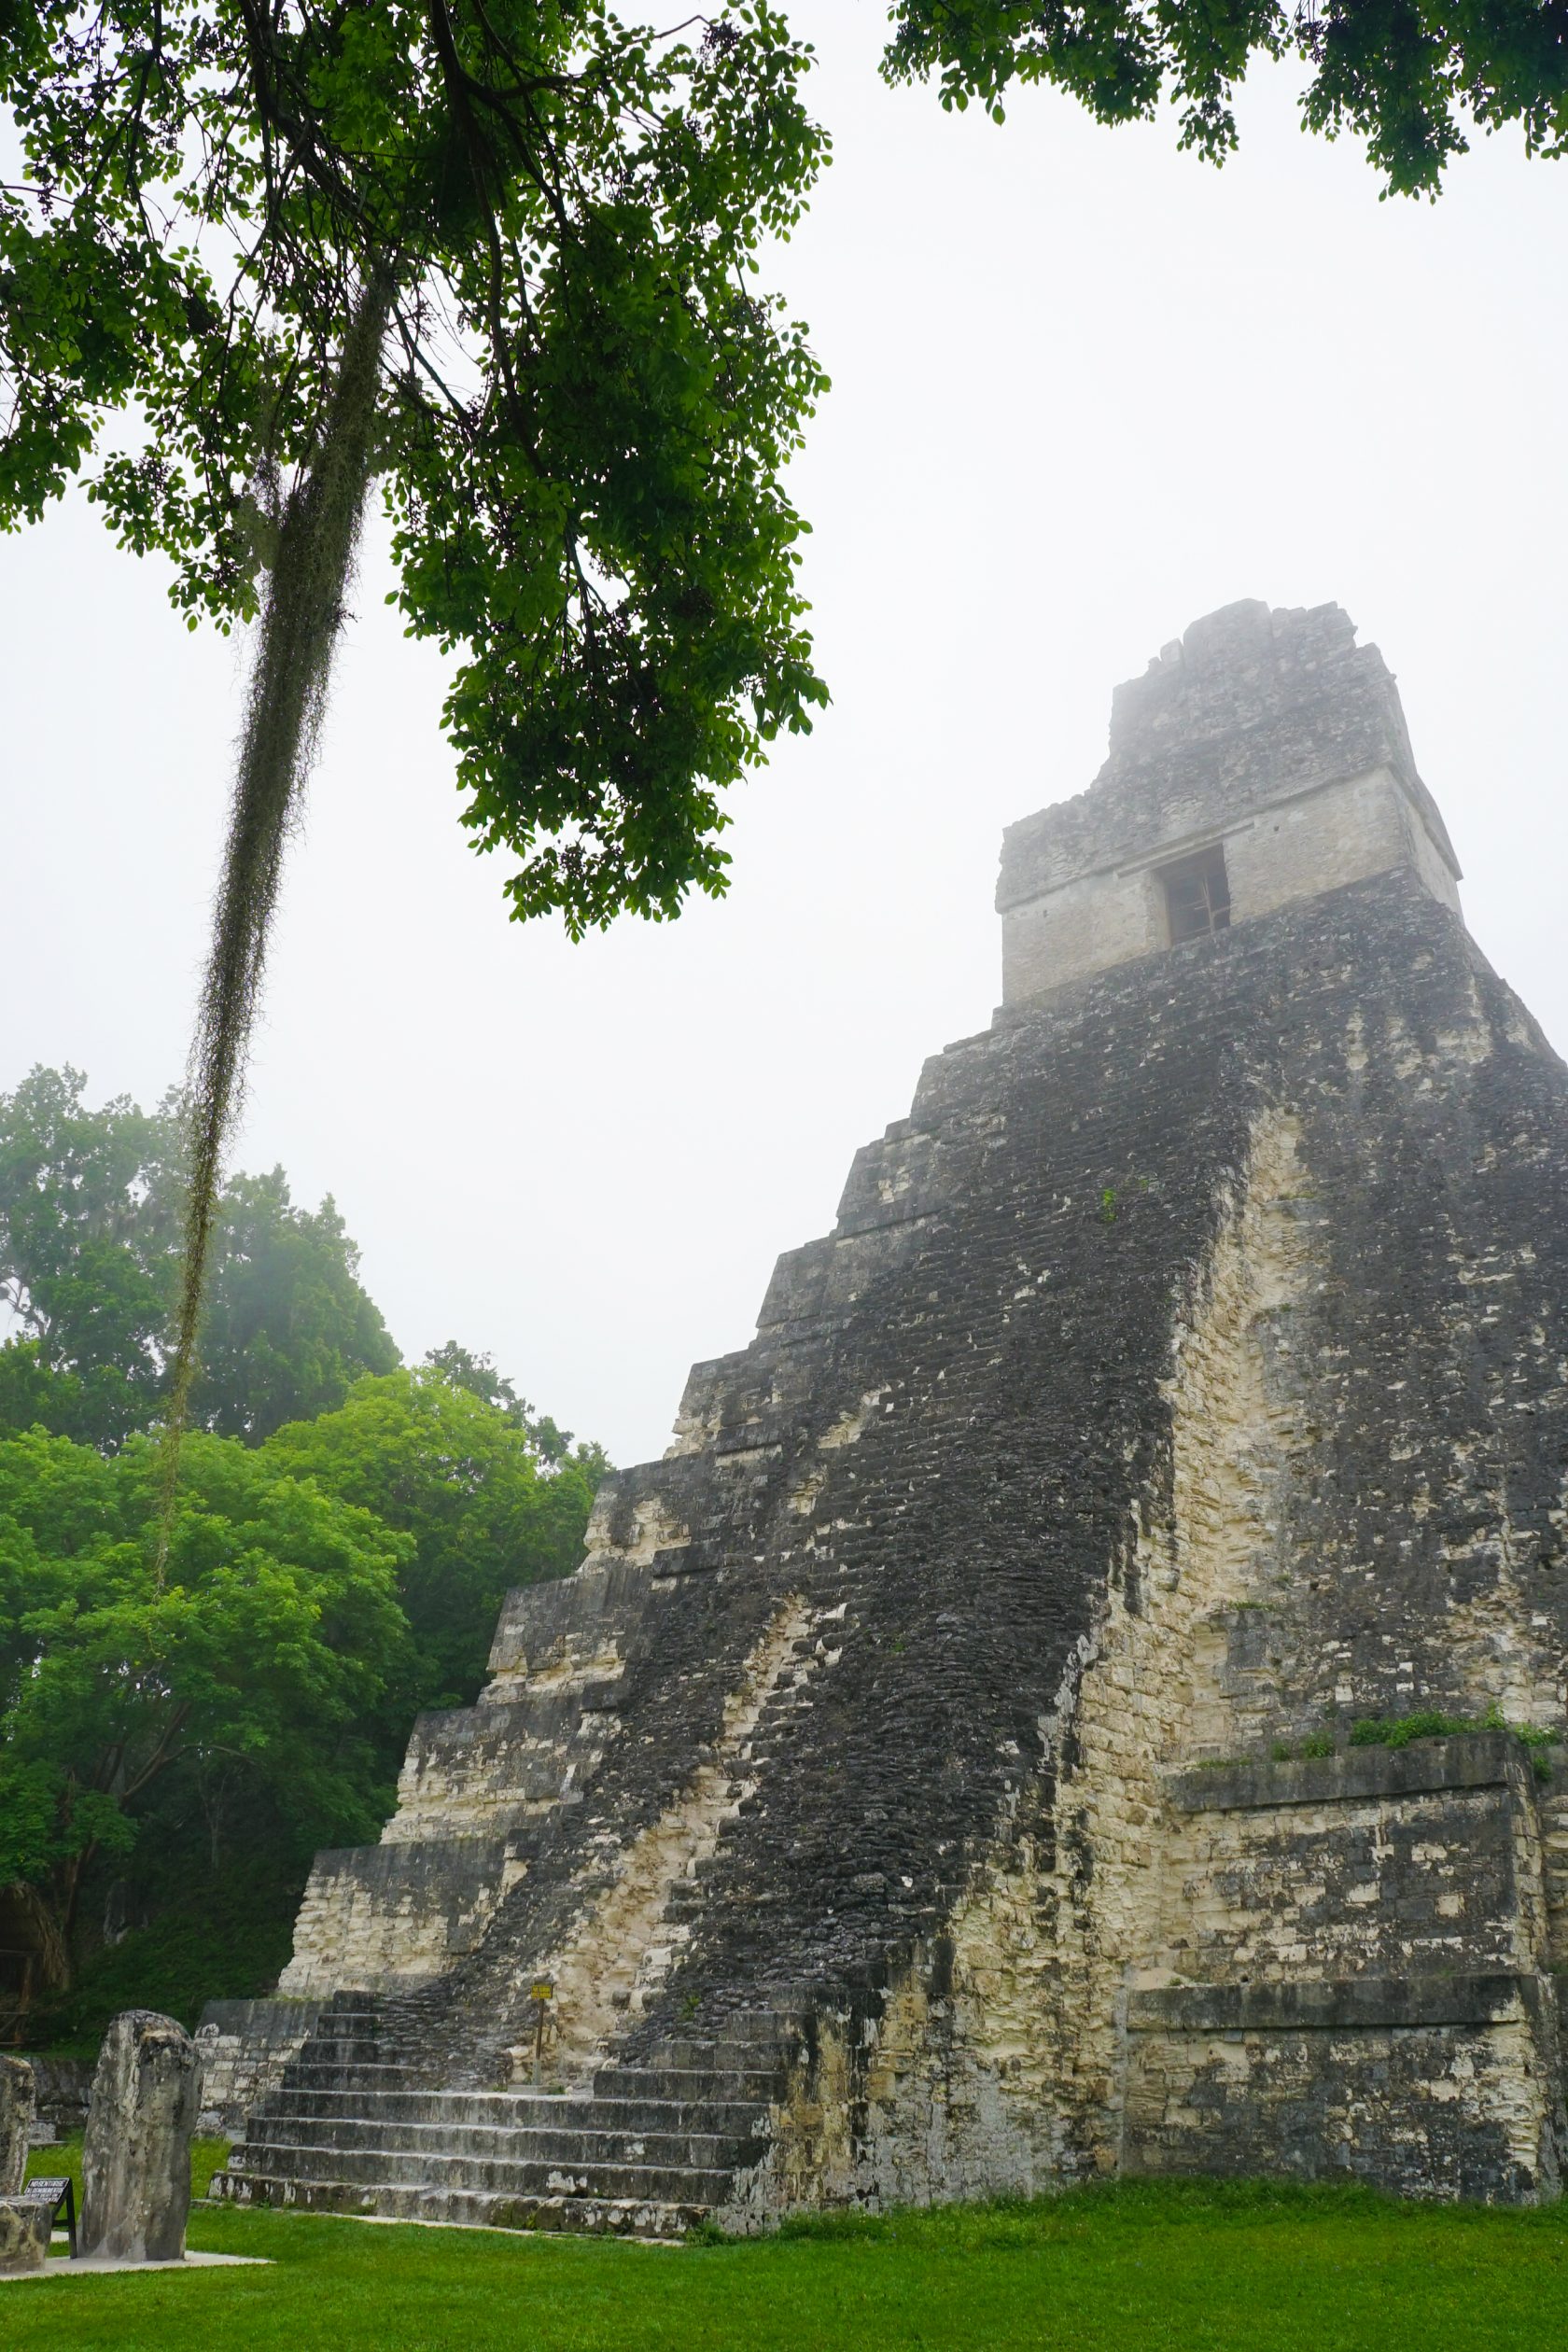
[12,2139,1567,2351]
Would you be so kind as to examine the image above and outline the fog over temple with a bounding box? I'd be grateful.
[205,601,1567,2226]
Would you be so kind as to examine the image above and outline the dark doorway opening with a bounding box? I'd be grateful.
[1160,844,1231,945]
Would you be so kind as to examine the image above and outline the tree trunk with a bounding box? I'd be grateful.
[3,1880,71,2001]
[160,272,393,1545]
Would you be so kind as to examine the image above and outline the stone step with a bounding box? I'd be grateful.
[211,2169,708,2236]
[681,2009,801,2041]
[223,2139,735,2204]
[225,2007,796,2239]
[590,2065,782,2102]
[286,2038,395,2069]
[281,2059,421,2090]
[651,2037,791,2070]
[259,2087,773,2133]
[242,2115,757,2167]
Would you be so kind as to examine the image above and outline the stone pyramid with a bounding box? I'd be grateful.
[210,599,1568,2225]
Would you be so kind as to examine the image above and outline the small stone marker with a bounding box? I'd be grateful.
[79,2010,200,2264]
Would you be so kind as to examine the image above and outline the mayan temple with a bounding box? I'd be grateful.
[205,598,1568,2226]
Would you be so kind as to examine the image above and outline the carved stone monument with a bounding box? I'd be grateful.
[80,2011,200,2263]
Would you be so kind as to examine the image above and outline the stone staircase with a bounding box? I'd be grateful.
[210,1996,793,2235]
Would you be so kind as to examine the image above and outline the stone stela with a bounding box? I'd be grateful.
[203,600,1567,2233]
[79,2011,200,2265]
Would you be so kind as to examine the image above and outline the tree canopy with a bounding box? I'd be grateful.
[882,0,1568,196]
[0,2,831,922]
[0,1423,412,1997]
[266,1361,607,1708]
[0,1064,399,1448]
[1,6,832,1491]
[0,1370,605,2034]
[0,1069,608,2037]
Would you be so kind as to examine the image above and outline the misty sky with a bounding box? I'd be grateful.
[5,2,1567,1469]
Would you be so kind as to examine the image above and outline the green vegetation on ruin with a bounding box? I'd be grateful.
[1267,1708,1562,1782]
[12,2141,1568,2351]
[1348,1708,1560,1759]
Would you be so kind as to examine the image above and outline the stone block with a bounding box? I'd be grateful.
[0,2055,35,2195]
[0,2196,50,2275]
[80,2010,200,2263]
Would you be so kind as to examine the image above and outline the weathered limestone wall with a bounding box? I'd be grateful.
[279,1839,511,1996]
[1001,764,1457,1006]
[194,2000,323,2133]
[999,601,1462,1004]
[1127,2001,1550,2201]
[1160,1758,1520,1983]
[1121,1743,1563,2198]
[14,2056,91,2148]
[735,1097,1563,2208]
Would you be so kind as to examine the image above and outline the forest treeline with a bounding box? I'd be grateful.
[0,1067,606,2046]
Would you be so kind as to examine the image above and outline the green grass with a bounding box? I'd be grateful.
[12,2145,1568,2351]
[23,2132,232,2207]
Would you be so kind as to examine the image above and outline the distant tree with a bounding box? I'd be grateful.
[883,0,1568,195]
[0,1066,399,1448]
[0,1066,180,1447]
[0,7,830,1501]
[420,1338,601,1468]
[0,1424,411,1999]
[422,1339,536,1427]
[197,1171,401,1440]
[266,1363,605,1708]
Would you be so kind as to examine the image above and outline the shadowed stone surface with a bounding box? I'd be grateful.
[24,2057,91,2141]
[80,2012,200,2262]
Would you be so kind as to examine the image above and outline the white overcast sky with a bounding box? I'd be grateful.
[5,2,1567,1467]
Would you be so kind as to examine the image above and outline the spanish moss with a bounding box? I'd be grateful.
[157,273,392,1561]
